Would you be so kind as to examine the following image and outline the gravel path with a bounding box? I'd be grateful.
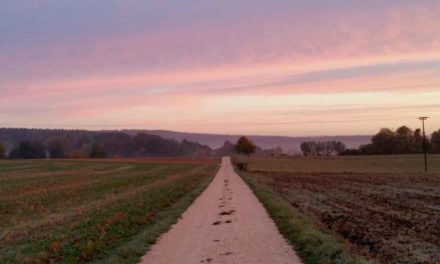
[140,157,302,264]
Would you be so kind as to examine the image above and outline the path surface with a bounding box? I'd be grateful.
[140,157,302,264]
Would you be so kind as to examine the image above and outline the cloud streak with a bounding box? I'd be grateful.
[0,0,439,135]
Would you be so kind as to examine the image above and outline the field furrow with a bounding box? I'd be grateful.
[0,159,218,263]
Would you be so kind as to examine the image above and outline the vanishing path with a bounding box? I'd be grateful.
[140,157,302,264]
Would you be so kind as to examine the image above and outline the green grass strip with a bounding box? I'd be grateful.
[240,171,372,264]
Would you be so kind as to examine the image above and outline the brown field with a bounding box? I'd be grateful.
[236,155,440,264]
[58,157,218,165]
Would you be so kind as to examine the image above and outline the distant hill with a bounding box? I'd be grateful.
[123,130,371,154]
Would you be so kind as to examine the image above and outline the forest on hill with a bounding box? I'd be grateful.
[0,128,306,159]
[0,128,212,159]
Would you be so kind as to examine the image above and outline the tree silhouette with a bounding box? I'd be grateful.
[9,141,46,159]
[372,128,397,154]
[300,141,345,156]
[48,138,67,159]
[0,143,5,159]
[235,136,256,156]
[431,129,440,153]
[89,143,106,158]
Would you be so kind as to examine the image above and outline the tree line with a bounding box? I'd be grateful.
[0,129,289,160]
[340,126,440,155]
[4,126,438,159]
[0,128,212,159]
[300,141,346,156]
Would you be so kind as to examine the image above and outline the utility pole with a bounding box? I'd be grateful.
[418,117,429,172]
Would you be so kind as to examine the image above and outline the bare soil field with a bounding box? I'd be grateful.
[236,155,440,264]
[0,159,217,263]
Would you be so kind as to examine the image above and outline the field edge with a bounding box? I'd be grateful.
[236,168,372,264]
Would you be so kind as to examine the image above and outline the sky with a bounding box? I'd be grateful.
[1,0,440,136]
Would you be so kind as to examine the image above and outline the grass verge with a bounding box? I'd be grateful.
[239,171,371,264]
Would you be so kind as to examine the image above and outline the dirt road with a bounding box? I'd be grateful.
[140,157,302,264]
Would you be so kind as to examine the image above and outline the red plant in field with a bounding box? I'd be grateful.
[49,241,62,252]
[1,231,11,242]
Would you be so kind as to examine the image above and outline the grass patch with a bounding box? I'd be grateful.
[239,171,371,264]
[91,170,214,263]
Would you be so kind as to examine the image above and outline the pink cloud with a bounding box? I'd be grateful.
[1,1,439,134]
[2,2,440,82]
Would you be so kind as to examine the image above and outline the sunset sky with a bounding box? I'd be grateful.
[1,0,439,136]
